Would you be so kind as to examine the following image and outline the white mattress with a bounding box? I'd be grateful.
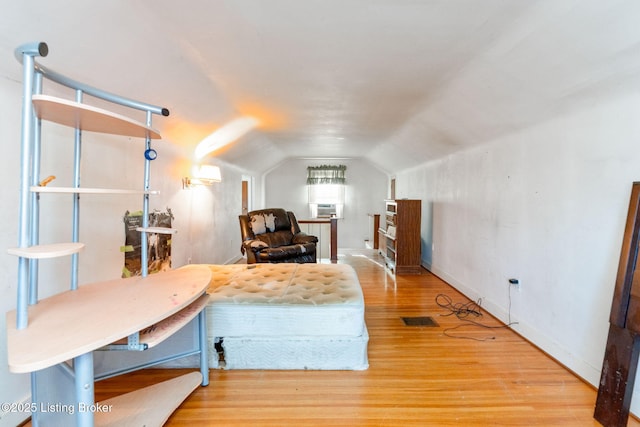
[206,263,366,338]
[162,263,369,370]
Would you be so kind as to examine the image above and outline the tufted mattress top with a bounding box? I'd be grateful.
[205,263,365,337]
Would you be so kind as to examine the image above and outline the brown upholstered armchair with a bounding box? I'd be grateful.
[239,208,318,264]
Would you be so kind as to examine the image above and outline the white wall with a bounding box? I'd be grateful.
[395,90,640,413]
[0,61,251,426]
[263,158,388,249]
[0,67,30,427]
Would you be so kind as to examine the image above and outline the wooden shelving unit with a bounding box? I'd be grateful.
[7,42,208,427]
[378,199,422,275]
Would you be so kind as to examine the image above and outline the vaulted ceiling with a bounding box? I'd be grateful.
[2,1,640,174]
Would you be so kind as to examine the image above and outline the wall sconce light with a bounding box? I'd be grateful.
[183,164,222,188]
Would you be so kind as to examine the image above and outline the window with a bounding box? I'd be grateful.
[307,165,346,218]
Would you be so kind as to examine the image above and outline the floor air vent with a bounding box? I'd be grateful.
[401,316,439,327]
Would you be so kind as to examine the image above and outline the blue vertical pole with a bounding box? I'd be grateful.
[141,112,152,277]
[30,372,40,426]
[199,309,209,386]
[17,50,36,329]
[71,89,83,290]
[15,41,48,329]
[28,72,43,305]
[74,352,94,427]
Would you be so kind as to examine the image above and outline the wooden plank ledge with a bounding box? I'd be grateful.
[110,293,209,349]
[7,242,85,259]
[31,186,160,195]
[32,94,162,139]
[95,371,202,426]
[6,264,211,373]
[136,227,178,235]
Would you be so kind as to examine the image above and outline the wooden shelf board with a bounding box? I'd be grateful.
[32,94,161,139]
[111,293,208,349]
[6,264,211,373]
[31,186,160,195]
[7,242,85,259]
[95,371,202,426]
[136,227,178,235]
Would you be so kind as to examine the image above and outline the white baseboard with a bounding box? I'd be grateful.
[427,264,640,416]
[427,265,601,387]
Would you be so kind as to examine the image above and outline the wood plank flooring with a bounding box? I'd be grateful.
[94,249,636,426]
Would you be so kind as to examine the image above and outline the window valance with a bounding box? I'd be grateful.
[306,165,346,185]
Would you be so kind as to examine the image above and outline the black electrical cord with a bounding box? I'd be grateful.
[435,293,517,341]
[435,293,483,319]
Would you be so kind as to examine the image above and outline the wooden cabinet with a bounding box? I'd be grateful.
[379,199,422,274]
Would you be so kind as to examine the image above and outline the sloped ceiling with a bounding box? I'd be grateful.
[2,1,640,174]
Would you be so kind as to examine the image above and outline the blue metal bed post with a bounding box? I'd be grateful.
[15,42,48,329]
[28,72,43,305]
[71,89,83,290]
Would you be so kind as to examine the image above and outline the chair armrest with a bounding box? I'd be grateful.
[241,239,269,253]
[292,233,318,244]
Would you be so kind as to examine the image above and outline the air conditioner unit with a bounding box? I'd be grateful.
[317,204,337,218]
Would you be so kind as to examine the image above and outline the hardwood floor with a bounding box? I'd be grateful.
[94,249,635,426]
